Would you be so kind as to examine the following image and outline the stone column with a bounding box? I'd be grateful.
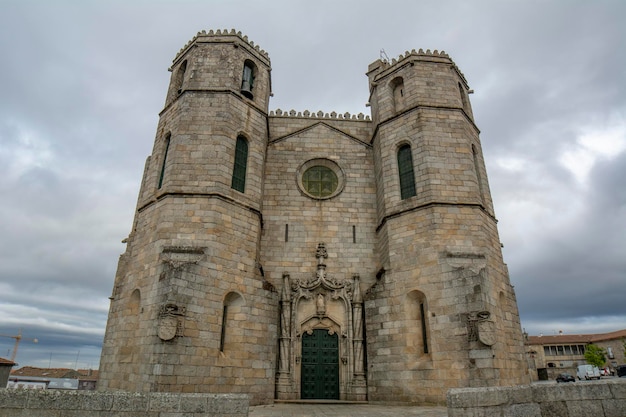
[276,273,295,399]
[350,274,367,400]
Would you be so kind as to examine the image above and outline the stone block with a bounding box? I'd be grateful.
[602,398,626,417]
[148,393,180,412]
[608,379,626,399]
[506,403,541,417]
[539,400,568,417]
[80,391,115,411]
[110,391,150,411]
[26,390,78,410]
[0,389,29,408]
[566,399,604,417]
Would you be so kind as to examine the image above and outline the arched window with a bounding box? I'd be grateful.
[158,134,171,189]
[390,77,405,114]
[231,136,248,193]
[406,290,430,355]
[174,60,187,95]
[241,60,256,99]
[397,144,416,199]
[220,292,245,352]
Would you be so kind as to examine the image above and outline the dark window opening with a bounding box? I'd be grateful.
[219,305,228,352]
[397,144,416,199]
[285,224,289,242]
[420,302,428,354]
[158,134,171,189]
[352,225,356,244]
[231,136,248,192]
[241,61,256,99]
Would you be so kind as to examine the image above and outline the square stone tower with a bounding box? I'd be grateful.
[98,29,530,405]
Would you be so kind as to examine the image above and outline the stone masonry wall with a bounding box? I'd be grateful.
[447,379,626,417]
[0,391,248,417]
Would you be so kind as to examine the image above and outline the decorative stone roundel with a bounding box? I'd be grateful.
[297,159,345,200]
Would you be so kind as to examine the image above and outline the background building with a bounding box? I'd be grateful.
[526,329,626,380]
[98,29,529,405]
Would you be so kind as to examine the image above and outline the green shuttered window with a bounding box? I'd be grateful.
[397,144,416,199]
[231,136,248,193]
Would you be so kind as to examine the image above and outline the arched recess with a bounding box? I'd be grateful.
[120,289,141,364]
[406,290,430,356]
[472,144,485,204]
[173,60,187,95]
[129,289,141,316]
[458,82,468,110]
[390,76,405,114]
[220,292,245,353]
[241,60,257,99]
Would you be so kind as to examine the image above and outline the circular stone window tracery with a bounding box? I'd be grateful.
[296,159,345,200]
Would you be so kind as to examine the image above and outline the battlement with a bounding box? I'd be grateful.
[174,29,270,64]
[371,48,468,85]
[270,109,371,121]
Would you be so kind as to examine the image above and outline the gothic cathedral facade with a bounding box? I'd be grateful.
[98,29,530,405]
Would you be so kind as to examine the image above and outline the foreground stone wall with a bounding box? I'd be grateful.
[447,379,626,417]
[0,390,248,417]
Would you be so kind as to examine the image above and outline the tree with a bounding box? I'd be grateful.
[584,344,606,368]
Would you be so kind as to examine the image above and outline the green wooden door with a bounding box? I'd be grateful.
[301,329,339,399]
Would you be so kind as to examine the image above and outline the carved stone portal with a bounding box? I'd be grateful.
[275,243,366,401]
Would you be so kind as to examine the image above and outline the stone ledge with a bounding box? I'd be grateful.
[0,390,249,417]
[447,379,626,417]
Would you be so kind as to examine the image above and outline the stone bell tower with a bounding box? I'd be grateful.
[98,30,278,405]
[364,50,529,403]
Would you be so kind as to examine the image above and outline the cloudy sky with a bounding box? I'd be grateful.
[0,0,624,370]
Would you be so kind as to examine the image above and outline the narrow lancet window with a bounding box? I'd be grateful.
[158,134,171,189]
[420,302,429,354]
[220,305,228,352]
[397,144,416,199]
[231,136,248,193]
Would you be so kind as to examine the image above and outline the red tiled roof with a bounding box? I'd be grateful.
[11,366,82,379]
[77,369,99,380]
[526,328,626,345]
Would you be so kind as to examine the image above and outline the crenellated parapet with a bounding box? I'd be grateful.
[376,48,468,85]
[270,109,371,121]
[173,28,270,64]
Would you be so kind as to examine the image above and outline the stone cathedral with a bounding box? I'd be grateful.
[98,29,530,405]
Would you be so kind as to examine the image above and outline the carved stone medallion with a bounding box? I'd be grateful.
[477,320,497,346]
[157,315,179,341]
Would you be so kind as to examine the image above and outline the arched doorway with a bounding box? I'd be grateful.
[301,329,339,399]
